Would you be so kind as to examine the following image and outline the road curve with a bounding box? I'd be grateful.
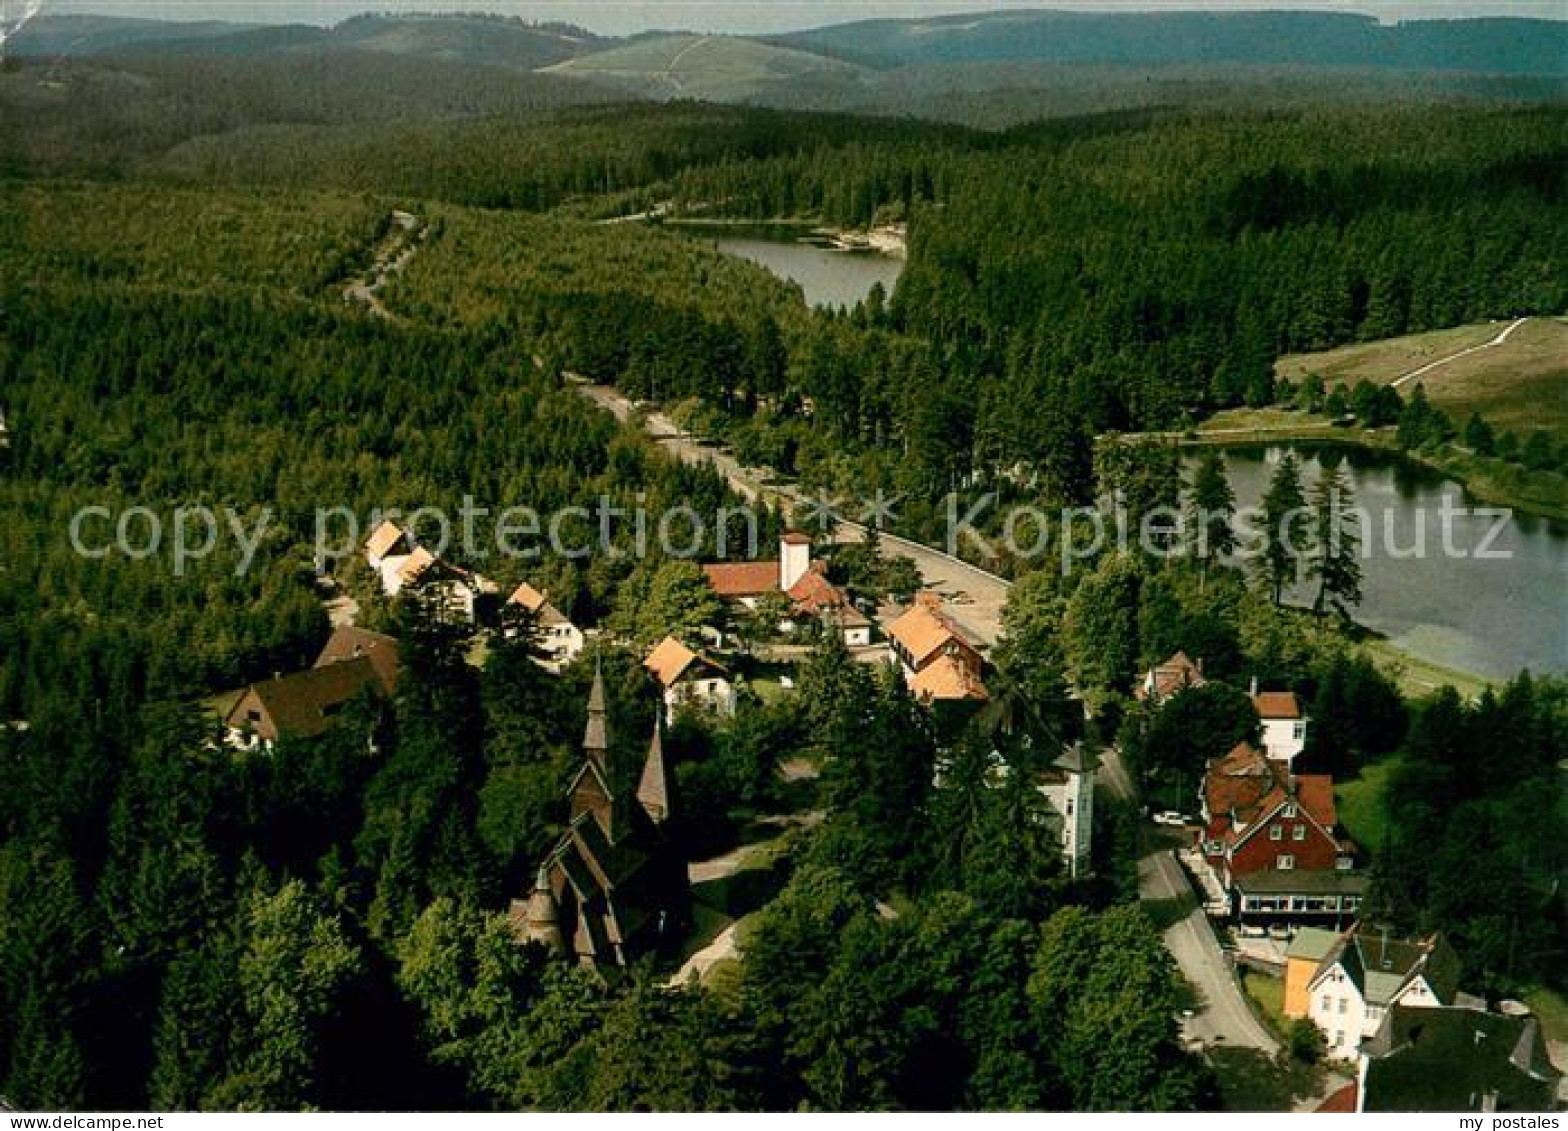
[1141,850,1280,1056]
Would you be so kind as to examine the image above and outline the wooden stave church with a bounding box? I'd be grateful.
[510,665,690,967]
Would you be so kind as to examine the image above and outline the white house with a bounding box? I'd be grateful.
[1253,682,1308,765]
[644,636,737,719]
[363,519,490,622]
[1305,925,1461,1060]
[1036,743,1097,879]
[507,582,585,670]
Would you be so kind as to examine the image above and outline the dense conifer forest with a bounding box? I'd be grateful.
[0,37,1564,1112]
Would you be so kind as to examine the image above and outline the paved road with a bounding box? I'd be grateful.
[572,378,1009,644]
[1141,849,1279,1056]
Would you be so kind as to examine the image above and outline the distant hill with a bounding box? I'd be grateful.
[773,10,1568,77]
[10,12,610,71]
[7,13,269,56]
[542,33,868,104]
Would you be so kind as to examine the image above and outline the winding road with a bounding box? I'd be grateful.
[343,211,422,319]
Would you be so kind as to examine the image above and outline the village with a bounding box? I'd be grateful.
[211,514,1563,1115]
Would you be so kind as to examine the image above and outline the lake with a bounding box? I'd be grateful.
[683,223,905,310]
[1200,444,1568,681]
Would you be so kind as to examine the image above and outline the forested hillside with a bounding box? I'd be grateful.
[0,39,1564,1112]
[773,10,1568,75]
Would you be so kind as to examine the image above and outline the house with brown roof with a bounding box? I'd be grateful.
[507,582,585,670]
[510,668,689,967]
[1251,678,1308,764]
[1135,650,1206,704]
[223,656,387,749]
[644,636,736,718]
[314,626,399,693]
[703,533,872,646]
[1197,740,1361,924]
[886,592,987,704]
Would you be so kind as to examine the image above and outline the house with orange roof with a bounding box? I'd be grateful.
[362,520,492,622]
[507,582,584,670]
[886,593,987,704]
[644,636,736,718]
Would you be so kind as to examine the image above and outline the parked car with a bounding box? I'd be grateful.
[1267,924,1293,941]
[1153,811,1190,827]
[1237,924,1268,939]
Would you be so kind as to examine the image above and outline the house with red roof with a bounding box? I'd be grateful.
[702,533,871,646]
[1198,740,1363,924]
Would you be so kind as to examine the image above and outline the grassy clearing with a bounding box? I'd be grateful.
[1277,316,1568,443]
[1334,756,1403,851]
[1276,322,1505,387]
[1239,968,1290,1040]
[1360,637,1494,701]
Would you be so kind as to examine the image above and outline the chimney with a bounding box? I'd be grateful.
[780,532,812,591]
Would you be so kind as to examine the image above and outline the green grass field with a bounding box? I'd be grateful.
[1276,316,1568,443]
[1240,968,1290,1040]
[1334,756,1403,851]
[1359,638,1494,701]
[1521,986,1568,1047]
[544,34,863,102]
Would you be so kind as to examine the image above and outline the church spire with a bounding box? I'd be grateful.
[583,659,609,769]
[638,722,673,826]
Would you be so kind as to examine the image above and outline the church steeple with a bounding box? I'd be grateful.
[638,723,673,826]
[583,660,610,770]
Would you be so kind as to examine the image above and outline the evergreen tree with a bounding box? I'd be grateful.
[1185,451,1236,572]
[1254,453,1308,606]
[1307,464,1364,619]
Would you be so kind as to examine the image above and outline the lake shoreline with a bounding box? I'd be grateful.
[1167,422,1568,524]
[662,216,908,259]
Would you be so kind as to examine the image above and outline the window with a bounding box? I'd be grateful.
[1283,802,1297,818]
[1338,998,1348,1014]
[1270,824,1283,841]
[1294,825,1307,841]
[1334,1030,1344,1048]
[1293,722,1306,740]
[1277,854,1295,870]
[1322,994,1332,1012]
